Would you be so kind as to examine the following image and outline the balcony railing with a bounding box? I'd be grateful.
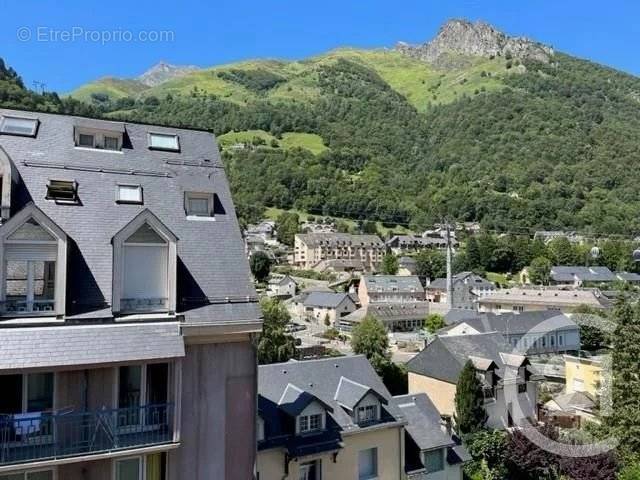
[0,404,174,466]
[120,297,168,313]
[0,299,55,315]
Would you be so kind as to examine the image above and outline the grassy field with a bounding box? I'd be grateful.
[280,132,328,154]
[68,48,510,111]
[264,207,413,236]
[217,130,328,155]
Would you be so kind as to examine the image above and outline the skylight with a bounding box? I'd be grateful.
[0,116,39,137]
[46,180,78,204]
[148,133,180,151]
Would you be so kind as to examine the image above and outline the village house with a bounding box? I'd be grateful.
[293,233,384,271]
[0,109,261,480]
[440,310,581,354]
[426,272,495,310]
[358,275,425,305]
[397,256,417,276]
[340,301,430,332]
[477,287,610,314]
[407,333,539,430]
[550,265,640,287]
[267,274,297,298]
[564,354,606,398]
[257,356,467,480]
[290,291,358,326]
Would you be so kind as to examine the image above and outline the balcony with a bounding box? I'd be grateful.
[120,297,169,313]
[0,404,174,466]
[0,299,55,315]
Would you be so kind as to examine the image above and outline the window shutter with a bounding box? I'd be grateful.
[5,244,57,261]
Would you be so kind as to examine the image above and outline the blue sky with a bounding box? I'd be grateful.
[2,0,640,92]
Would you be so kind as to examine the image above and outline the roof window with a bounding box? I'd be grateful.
[46,180,78,204]
[149,133,180,152]
[0,116,39,137]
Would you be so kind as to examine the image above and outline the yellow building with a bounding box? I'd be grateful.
[564,355,604,397]
[258,356,467,480]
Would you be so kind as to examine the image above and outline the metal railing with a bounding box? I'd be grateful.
[0,404,174,466]
[0,299,55,314]
[120,298,169,312]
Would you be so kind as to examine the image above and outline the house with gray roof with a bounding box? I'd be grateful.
[386,234,456,255]
[0,109,260,479]
[290,291,358,326]
[426,272,495,311]
[407,333,539,430]
[358,275,425,305]
[550,266,617,287]
[257,355,465,480]
[478,287,610,314]
[339,301,430,332]
[441,310,581,354]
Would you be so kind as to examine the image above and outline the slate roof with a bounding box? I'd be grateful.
[0,108,259,325]
[362,275,424,293]
[546,392,597,413]
[258,356,403,440]
[478,288,610,309]
[334,376,386,411]
[303,292,353,309]
[0,322,184,371]
[441,310,579,336]
[615,272,640,282]
[428,272,494,291]
[296,233,384,248]
[407,332,527,384]
[390,394,454,451]
[550,266,616,283]
[342,302,430,324]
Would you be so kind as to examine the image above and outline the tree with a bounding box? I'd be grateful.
[548,237,577,265]
[572,305,608,351]
[351,315,389,364]
[465,236,482,271]
[381,253,399,275]
[504,424,560,480]
[249,251,272,282]
[416,249,446,280]
[323,313,331,327]
[605,300,640,462]
[275,212,299,246]
[453,361,487,435]
[464,430,508,479]
[257,298,296,364]
[424,313,446,334]
[529,256,552,285]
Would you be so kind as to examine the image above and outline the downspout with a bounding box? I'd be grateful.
[399,426,405,480]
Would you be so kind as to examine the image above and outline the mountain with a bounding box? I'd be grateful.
[396,19,553,65]
[137,61,200,87]
[5,19,640,235]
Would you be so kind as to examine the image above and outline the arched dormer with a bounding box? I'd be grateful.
[0,146,14,222]
[112,210,178,315]
[0,203,67,317]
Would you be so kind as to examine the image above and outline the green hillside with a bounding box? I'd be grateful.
[5,40,640,235]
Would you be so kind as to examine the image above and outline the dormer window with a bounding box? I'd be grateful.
[356,404,379,424]
[299,413,323,433]
[0,205,68,317]
[112,210,177,315]
[0,115,39,137]
[74,120,124,151]
[149,133,180,152]
[185,192,214,218]
[46,180,78,204]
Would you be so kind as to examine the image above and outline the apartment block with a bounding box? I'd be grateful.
[0,109,261,480]
[293,234,385,271]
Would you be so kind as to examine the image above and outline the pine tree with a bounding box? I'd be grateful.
[454,360,488,436]
[606,300,640,462]
[381,253,399,275]
[465,236,482,271]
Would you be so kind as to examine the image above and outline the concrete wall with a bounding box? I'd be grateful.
[565,357,602,397]
[485,382,538,430]
[169,340,256,480]
[408,373,456,417]
[257,425,403,480]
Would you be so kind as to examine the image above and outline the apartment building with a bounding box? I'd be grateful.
[477,287,610,314]
[407,333,539,430]
[358,276,425,306]
[257,356,466,480]
[0,109,261,480]
[293,233,384,271]
[440,310,581,354]
[426,272,495,311]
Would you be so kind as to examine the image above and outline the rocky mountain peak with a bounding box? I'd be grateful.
[137,61,200,87]
[396,19,553,64]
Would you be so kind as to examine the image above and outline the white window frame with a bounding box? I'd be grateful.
[0,115,39,137]
[298,459,321,480]
[0,206,68,317]
[184,192,214,219]
[0,372,56,414]
[104,135,120,151]
[116,184,144,205]
[356,404,378,424]
[78,133,96,148]
[113,453,168,480]
[358,447,378,480]
[298,413,324,434]
[74,127,123,152]
[148,133,180,152]
[112,211,177,315]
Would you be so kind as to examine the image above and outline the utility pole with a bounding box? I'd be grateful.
[445,220,453,310]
